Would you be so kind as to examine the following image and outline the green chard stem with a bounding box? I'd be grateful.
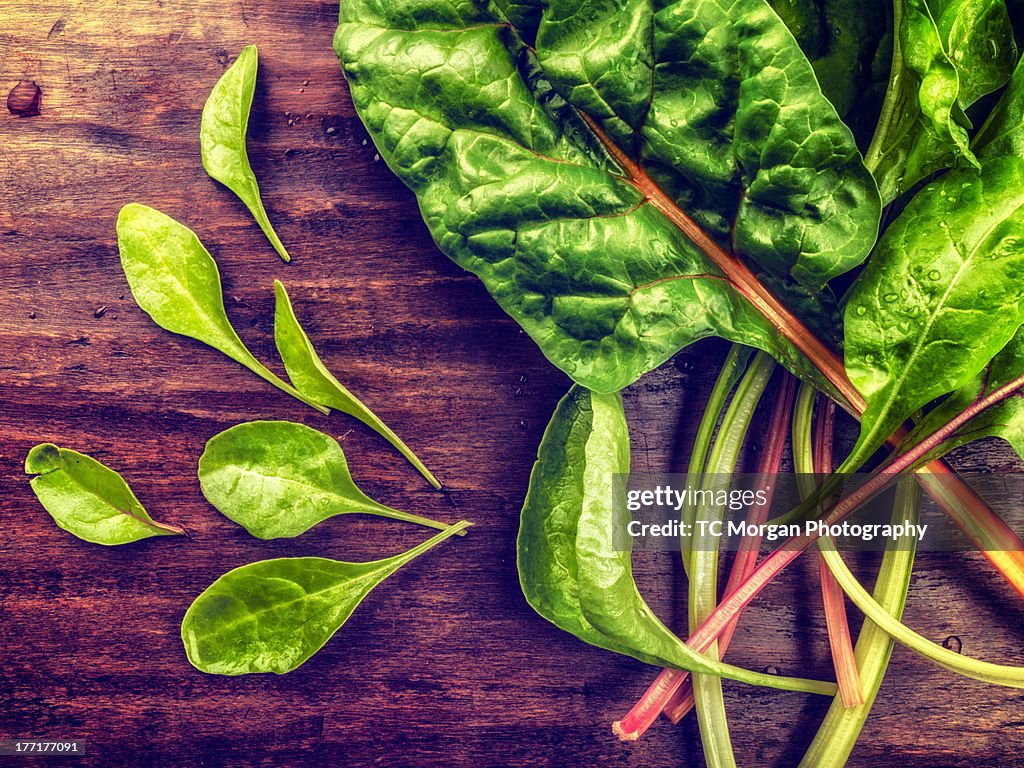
[613,371,1024,739]
[798,478,920,768]
[663,370,798,724]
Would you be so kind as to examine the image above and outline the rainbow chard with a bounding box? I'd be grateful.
[335,0,880,395]
[517,386,837,699]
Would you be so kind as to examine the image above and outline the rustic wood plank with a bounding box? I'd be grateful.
[2,2,1024,766]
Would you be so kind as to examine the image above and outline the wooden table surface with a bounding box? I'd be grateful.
[3,2,1024,766]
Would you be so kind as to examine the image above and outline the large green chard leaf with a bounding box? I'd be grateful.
[865,0,1015,204]
[844,157,1024,465]
[517,385,838,696]
[335,0,880,394]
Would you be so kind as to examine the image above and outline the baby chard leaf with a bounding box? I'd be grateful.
[865,0,1015,203]
[116,204,328,414]
[517,386,838,699]
[25,443,184,545]
[181,520,471,675]
[844,158,1024,465]
[198,421,456,539]
[273,281,441,489]
[335,0,880,394]
[201,45,291,262]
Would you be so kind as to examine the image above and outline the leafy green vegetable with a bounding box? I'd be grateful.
[25,443,184,545]
[201,45,291,263]
[182,520,470,675]
[844,158,1024,466]
[274,280,440,488]
[865,0,1015,203]
[116,204,327,414]
[517,385,838,698]
[198,420,455,539]
[335,0,880,394]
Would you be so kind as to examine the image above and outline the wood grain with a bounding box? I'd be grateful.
[2,2,1024,766]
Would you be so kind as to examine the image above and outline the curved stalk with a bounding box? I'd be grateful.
[613,371,1024,739]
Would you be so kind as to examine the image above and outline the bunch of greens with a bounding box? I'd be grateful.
[335,0,1024,762]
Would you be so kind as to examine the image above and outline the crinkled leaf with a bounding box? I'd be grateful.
[25,443,183,545]
[273,281,440,488]
[181,521,470,675]
[198,421,455,539]
[201,45,291,262]
[517,385,837,696]
[866,0,1015,203]
[844,158,1024,464]
[335,0,879,393]
[116,204,327,413]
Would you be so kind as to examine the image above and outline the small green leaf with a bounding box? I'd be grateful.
[844,158,1024,465]
[201,45,291,262]
[517,386,837,697]
[274,281,440,488]
[116,204,327,414]
[25,443,184,545]
[181,520,471,675]
[198,421,456,539]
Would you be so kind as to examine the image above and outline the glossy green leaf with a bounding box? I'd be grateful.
[116,204,327,414]
[517,385,838,696]
[182,520,470,675]
[273,281,440,488]
[25,443,183,545]
[844,158,1024,465]
[865,0,1015,203]
[335,0,880,393]
[201,45,291,263]
[198,420,455,539]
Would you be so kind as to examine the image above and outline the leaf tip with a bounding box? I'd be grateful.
[25,443,63,475]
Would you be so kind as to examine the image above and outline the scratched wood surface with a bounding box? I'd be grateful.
[2,2,1024,766]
